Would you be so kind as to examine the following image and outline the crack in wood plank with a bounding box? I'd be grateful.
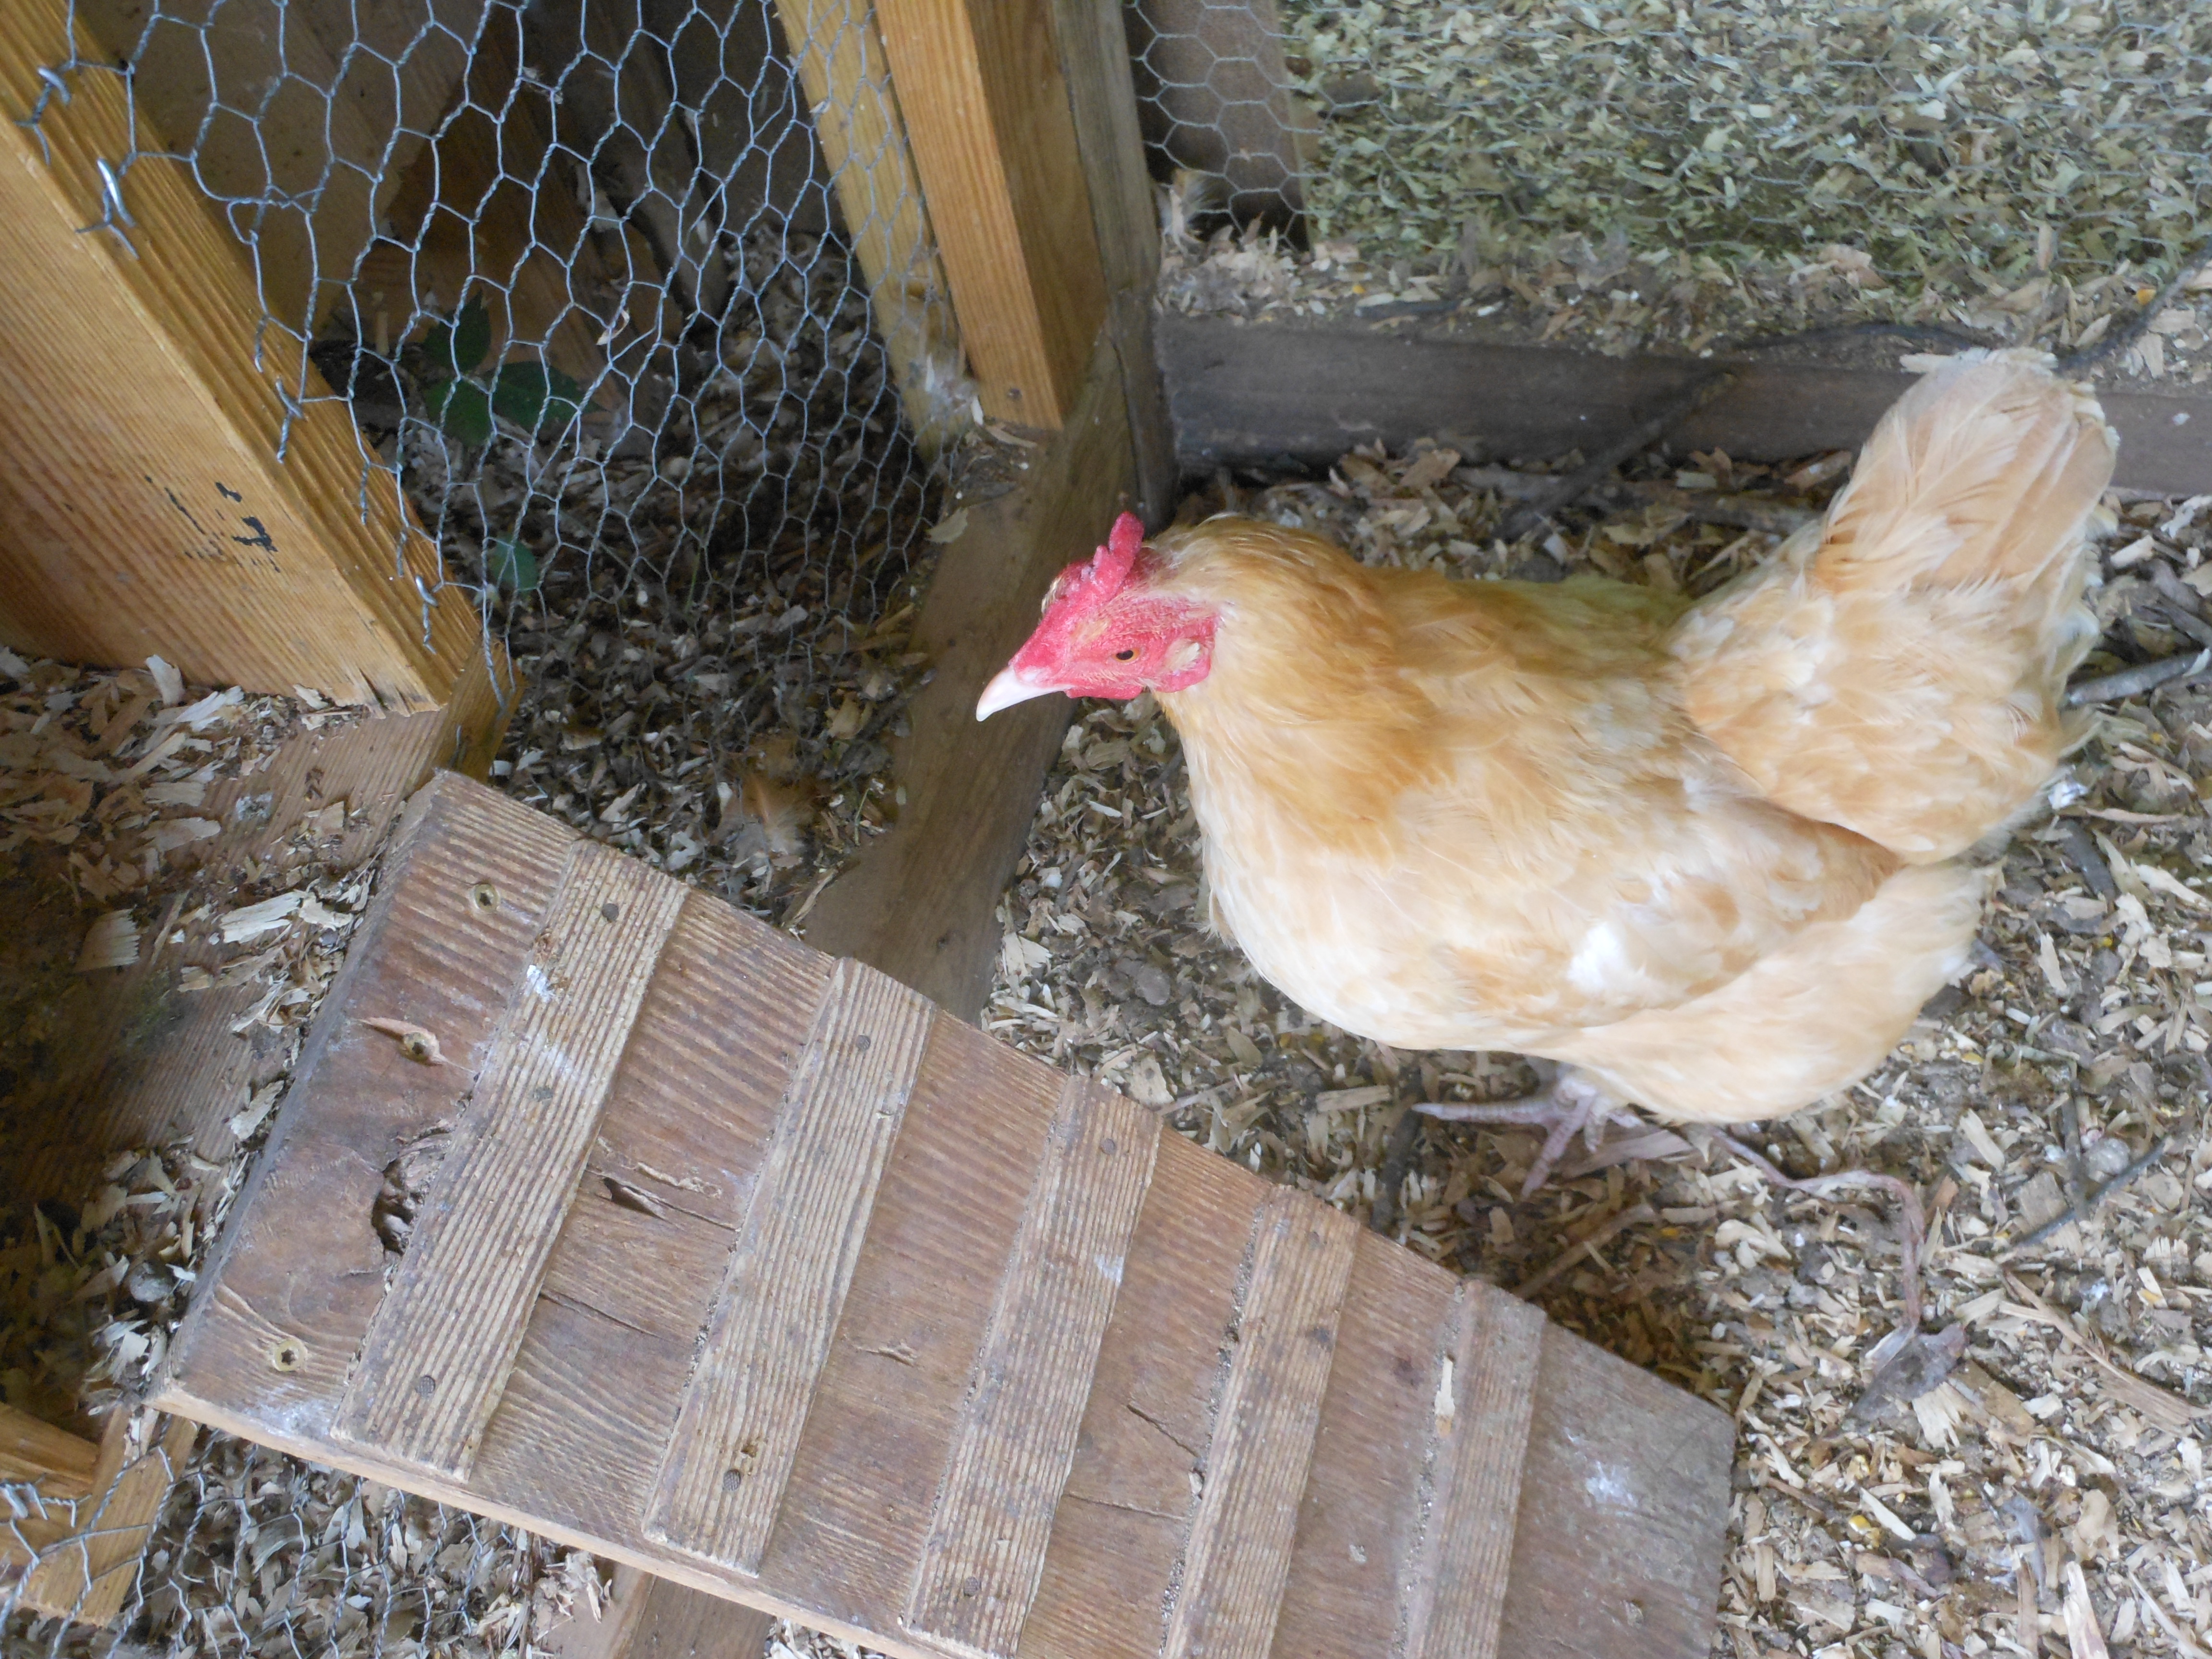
[645,958,934,1575]
[1396,1283,1546,1659]
[1161,1187,1358,1659]
[904,1076,1160,1658]
[333,842,687,1478]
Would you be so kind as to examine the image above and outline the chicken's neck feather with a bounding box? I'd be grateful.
[1146,520,1690,851]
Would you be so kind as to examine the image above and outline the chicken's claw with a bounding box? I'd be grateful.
[1416,1070,1628,1197]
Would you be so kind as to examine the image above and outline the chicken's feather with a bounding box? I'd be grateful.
[1671,350,2113,861]
[1122,356,2105,1121]
[1151,525,1896,1055]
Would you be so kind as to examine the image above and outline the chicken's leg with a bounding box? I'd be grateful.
[1714,1131,1927,1336]
[1414,1067,1633,1197]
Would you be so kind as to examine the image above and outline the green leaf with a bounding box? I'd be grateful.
[490,361,586,436]
[414,295,493,383]
[486,536,539,594]
[449,295,492,376]
[424,377,493,447]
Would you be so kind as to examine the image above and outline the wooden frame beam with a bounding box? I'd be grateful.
[0,0,492,714]
[872,0,1109,426]
[0,1402,99,1496]
[1160,315,2212,494]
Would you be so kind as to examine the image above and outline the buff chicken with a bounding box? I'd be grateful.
[976,350,2116,1190]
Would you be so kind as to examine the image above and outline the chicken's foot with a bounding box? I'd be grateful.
[1414,1070,1632,1197]
[1710,1130,1926,1334]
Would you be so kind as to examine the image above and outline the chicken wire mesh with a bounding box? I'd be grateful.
[1133,0,2212,364]
[24,0,972,920]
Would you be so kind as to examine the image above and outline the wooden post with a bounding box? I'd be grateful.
[0,0,498,717]
[769,0,969,449]
[804,0,1172,1005]
[1048,0,1178,519]
[871,0,1110,427]
[802,324,1136,1013]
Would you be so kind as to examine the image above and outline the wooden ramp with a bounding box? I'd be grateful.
[152,773,1731,1659]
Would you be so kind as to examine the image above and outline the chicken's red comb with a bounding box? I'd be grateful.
[1087,512,1146,596]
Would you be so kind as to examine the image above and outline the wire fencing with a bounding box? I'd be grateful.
[24,0,970,924]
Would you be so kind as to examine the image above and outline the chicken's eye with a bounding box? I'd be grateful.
[1114,648,1137,661]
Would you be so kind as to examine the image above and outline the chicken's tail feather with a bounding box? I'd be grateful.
[1815,349,2115,597]
[1673,349,2115,863]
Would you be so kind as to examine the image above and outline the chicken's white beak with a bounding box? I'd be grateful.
[975,664,1057,721]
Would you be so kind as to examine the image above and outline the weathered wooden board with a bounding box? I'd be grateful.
[0,0,483,710]
[335,843,687,1479]
[871,0,1107,424]
[1161,314,2212,495]
[1162,1189,1358,1659]
[153,772,1731,1659]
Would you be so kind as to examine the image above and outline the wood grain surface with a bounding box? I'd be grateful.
[904,1077,1160,1656]
[1401,1284,1546,1659]
[335,842,687,1477]
[869,0,1106,422]
[1162,1188,1359,1659]
[648,959,935,1574]
[803,326,1138,1017]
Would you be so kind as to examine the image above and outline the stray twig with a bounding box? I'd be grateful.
[1369,1103,1426,1235]
[2065,648,2212,707]
[1500,373,1737,538]
[1515,1202,1655,1298]
[2003,1134,2171,1255]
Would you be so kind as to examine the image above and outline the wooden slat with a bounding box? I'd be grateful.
[1161,313,2212,494]
[804,323,1137,1015]
[903,1076,1160,1656]
[334,842,688,1478]
[0,1403,99,1496]
[1400,1284,1546,1659]
[646,959,935,1574]
[0,0,479,709]
[870,0,1108,425]
[767,0,964,452]
[1164,1188,1358,1659]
